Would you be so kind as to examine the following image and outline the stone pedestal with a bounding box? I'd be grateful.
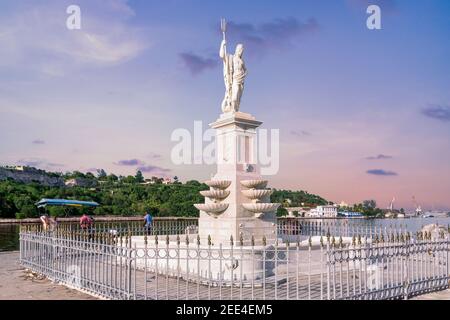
[195,112,280,246]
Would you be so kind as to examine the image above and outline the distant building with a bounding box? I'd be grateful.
[65,178,98,188]
[309,205,338,217]
[339,201,349,208]
[162,178,172,185]
[285,207,311,217]
[140,179,156,185]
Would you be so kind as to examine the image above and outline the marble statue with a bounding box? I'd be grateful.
[220,18,247,113]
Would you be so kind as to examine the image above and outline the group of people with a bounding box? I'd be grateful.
[39,211,153,234]
[39,213,94,231]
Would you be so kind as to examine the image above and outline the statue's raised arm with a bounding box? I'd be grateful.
[219,39,227,61]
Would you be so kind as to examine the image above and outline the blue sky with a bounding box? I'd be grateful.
[0,0,449,210]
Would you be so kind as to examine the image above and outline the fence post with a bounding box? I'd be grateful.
[326,240,331,300]
[403,234,410,300]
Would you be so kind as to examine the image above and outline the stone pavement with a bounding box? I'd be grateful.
[411,289,450,300]
[0,251,95,300]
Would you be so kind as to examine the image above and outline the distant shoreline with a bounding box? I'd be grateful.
[0,216,198,224]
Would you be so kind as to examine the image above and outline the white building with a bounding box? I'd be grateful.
[285,207,311,217]
[339,201,349,208]
[309,205,338,217]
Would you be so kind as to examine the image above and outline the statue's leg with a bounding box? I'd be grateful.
[231,83,239,112]
[222,92,230,112]
[236,85,243,111]
[232,84,243,112]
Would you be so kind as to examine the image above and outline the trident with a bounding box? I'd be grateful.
[220,18,227,55]
[220,18,227,40]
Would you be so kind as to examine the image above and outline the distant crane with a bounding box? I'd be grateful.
[412,196,422,216]
[387,197,396,212]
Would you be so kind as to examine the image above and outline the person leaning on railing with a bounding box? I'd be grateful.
[144,211,153,235]
[49,216,58,232]
[80,213,93,231]
[40,214,50,232]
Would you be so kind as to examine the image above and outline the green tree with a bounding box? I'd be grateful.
[135,171,144,183]
[363,200,377,210]
[276,207,288,217]
[97,169,107,180]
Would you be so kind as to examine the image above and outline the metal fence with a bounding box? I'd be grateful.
[41,217,416,240]
[19,223,450,300]
[276,218,414,239]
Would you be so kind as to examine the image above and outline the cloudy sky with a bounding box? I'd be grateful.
[0,0,449,210]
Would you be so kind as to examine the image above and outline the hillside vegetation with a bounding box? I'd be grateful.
[0,167,329,219]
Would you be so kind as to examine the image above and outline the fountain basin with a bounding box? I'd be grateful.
[194,203,229,214]
[205,180,231,190]
[242,203,280,213]
[240,180,268,189]
[200,190,230,200]
[241,189,273,200]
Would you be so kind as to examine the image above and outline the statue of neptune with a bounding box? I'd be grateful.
[220,18,247,113]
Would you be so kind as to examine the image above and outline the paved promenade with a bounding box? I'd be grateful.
[412,289,450,300]
[0,251,95,300]
[1,251,448,300]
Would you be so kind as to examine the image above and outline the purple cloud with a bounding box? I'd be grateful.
[422,105,450,122]
[224,17,319,57]
[291,130,311,137]
[16,158,64,169]
[179,53,218,75]
[366,154,393,160]
[32,139,45,145]
[137,165,171,173]
[47,162,65,167]
[367,169,398,176]
[115,159,145,166]
[147,152,162,159]
[17,159,43,167]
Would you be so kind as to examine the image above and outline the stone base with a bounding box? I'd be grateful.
[130,235,279,283]
[198,214,277,246]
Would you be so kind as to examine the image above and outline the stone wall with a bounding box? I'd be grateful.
[0,167,64,187]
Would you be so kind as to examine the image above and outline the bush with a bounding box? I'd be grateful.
[17,205,38,219]
[277,207,288,217]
